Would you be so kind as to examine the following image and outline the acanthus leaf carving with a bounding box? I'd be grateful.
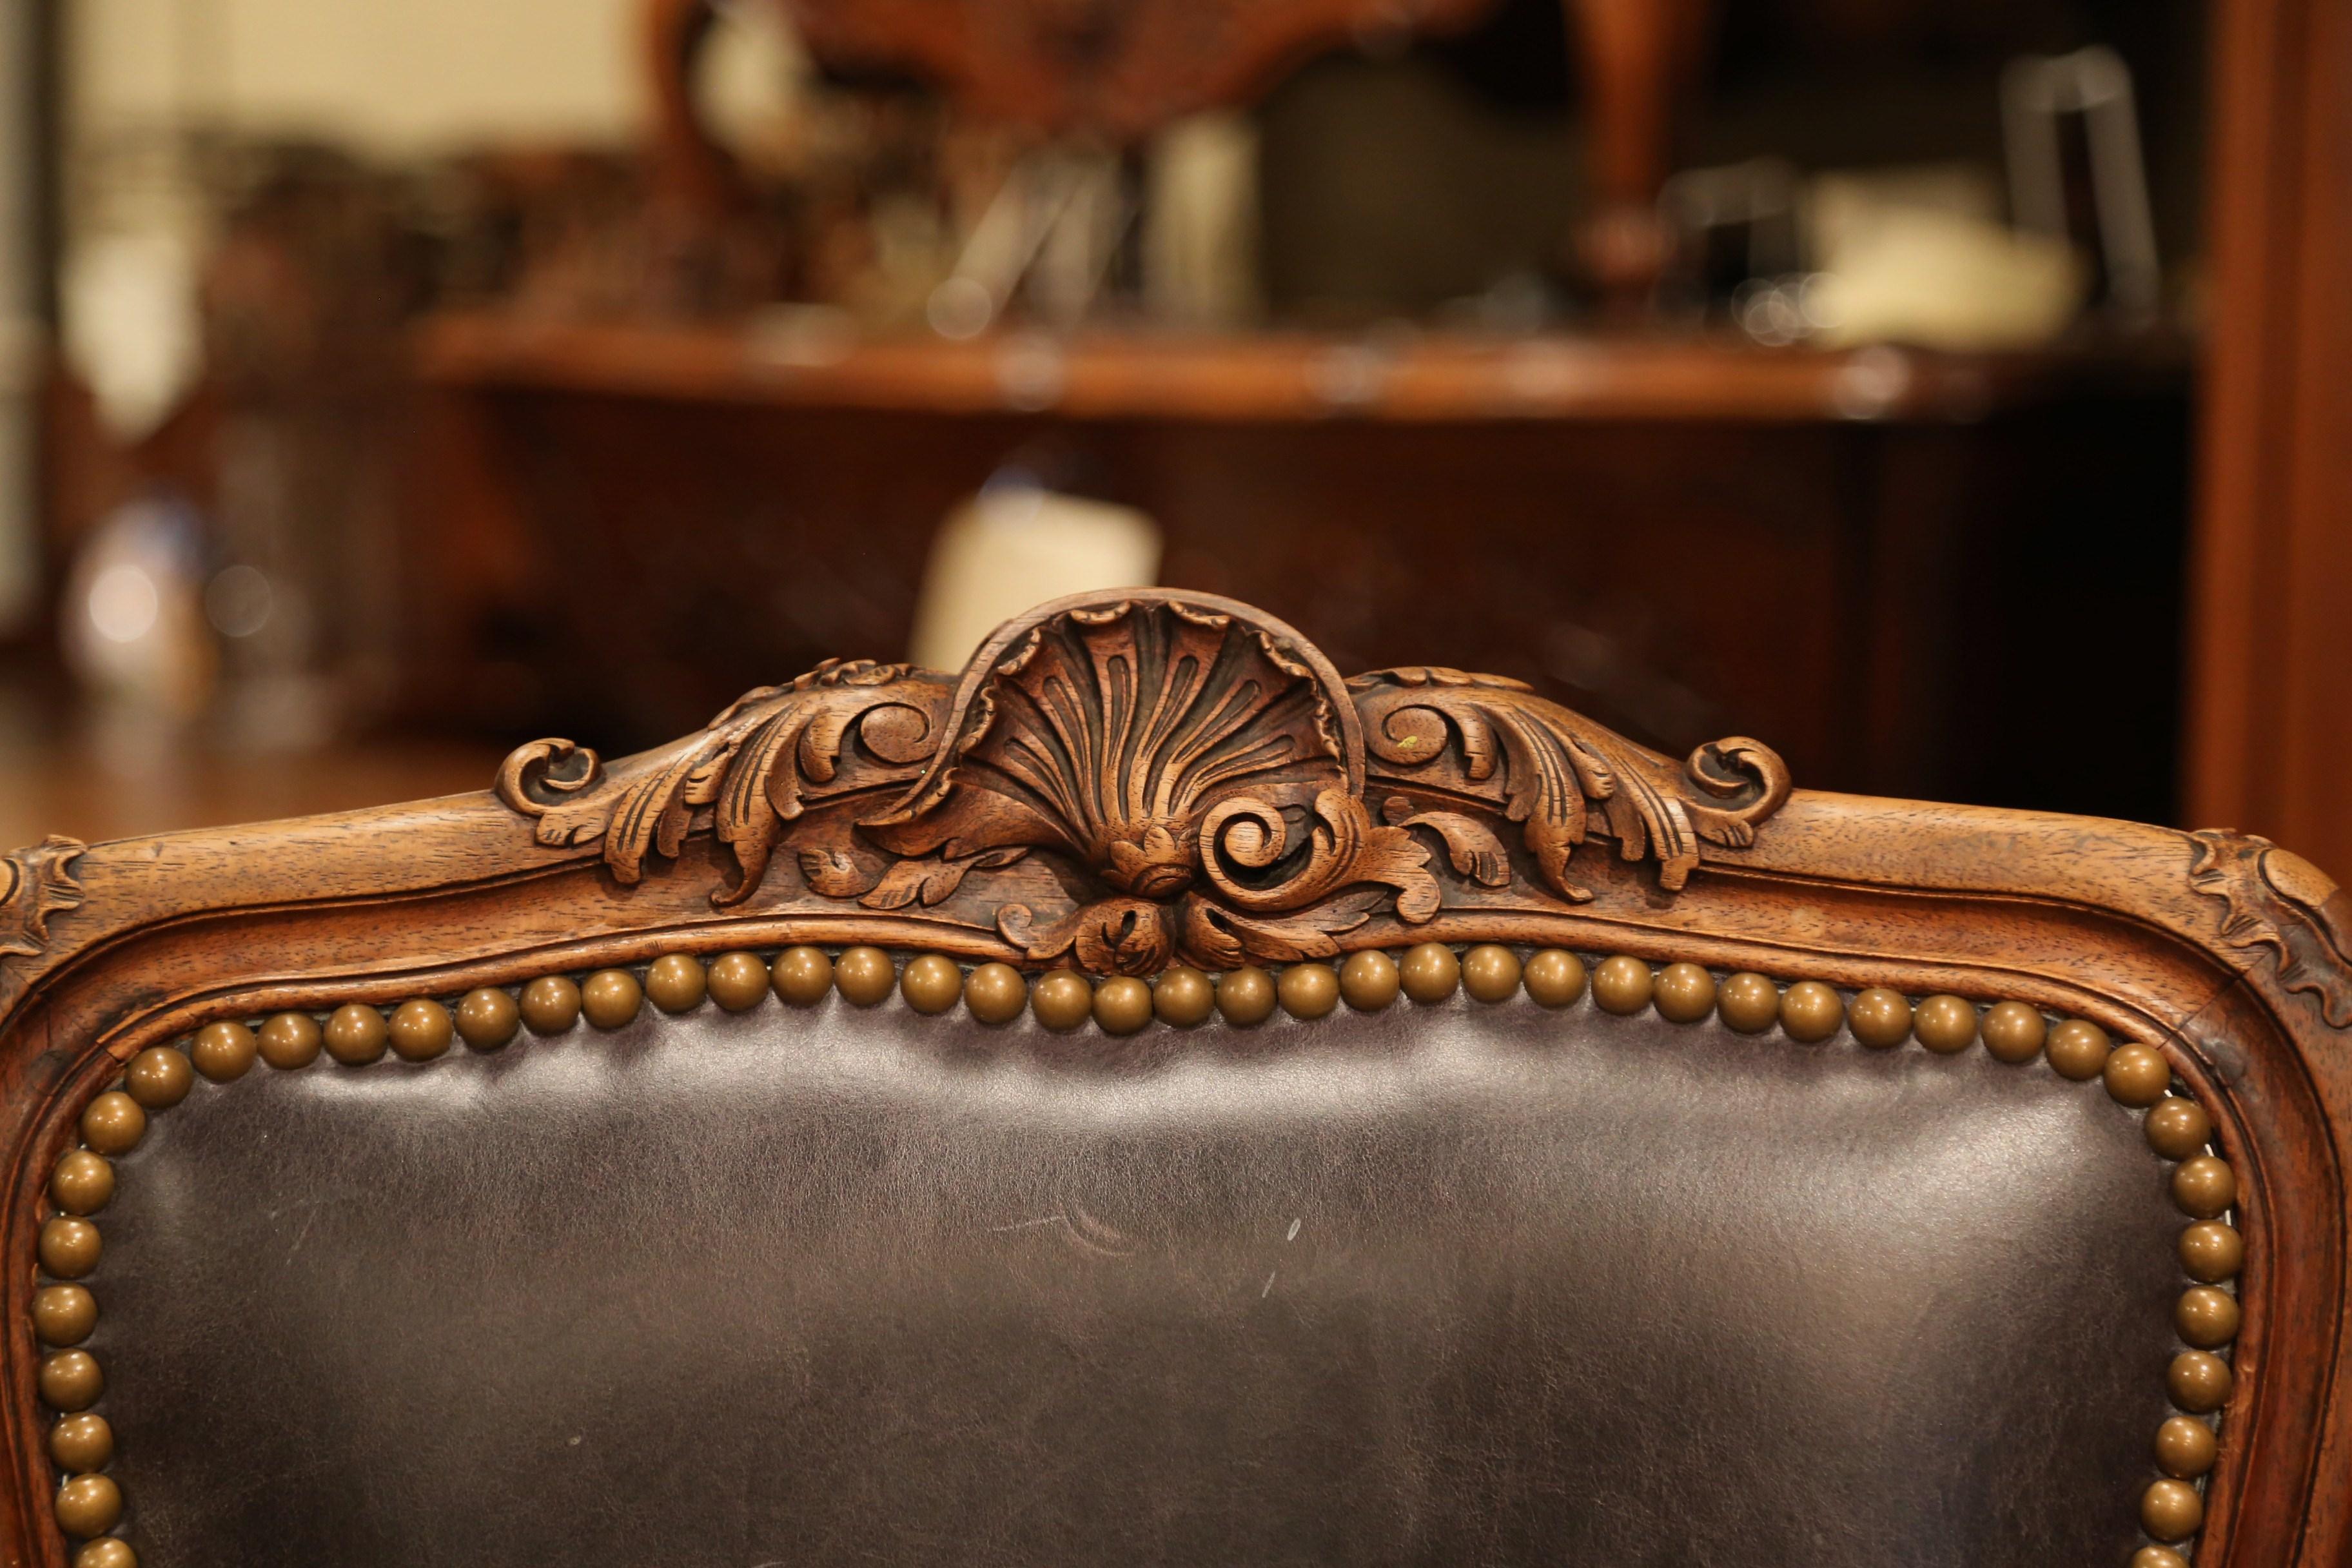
[493,593,1794,968]
[0,836,88,1014]
[498,660,947,905]
[1351,667,1791,903]
[2190,830,2352,1028]
[1,835,87,961]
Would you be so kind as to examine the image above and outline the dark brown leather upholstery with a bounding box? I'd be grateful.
[95,992,2182,1567]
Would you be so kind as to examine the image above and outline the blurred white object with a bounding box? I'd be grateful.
[63,496,216,720]
[908,478,1161,671]
[63,229,204,441]
[1144,112,1262,329]
[1805,168,2086,350]
[2003,46,2160,320]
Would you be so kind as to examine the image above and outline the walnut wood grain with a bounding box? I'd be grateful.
[0,589,2346,1568]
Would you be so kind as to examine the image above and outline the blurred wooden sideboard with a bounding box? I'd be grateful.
[407,320,2188,825]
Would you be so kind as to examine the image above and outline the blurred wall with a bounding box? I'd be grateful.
[71,0,639,153]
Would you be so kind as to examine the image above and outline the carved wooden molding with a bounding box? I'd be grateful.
[497,591,1790,973]
[2190,830,2352,1028]
[0,838,86,1009]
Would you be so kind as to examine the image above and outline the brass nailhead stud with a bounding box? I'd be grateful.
[1847,987,1912,1048]
[900,955,963,1015]
[2044,1018,2112,1081]
[2172,1155,2237,1219]
[54,1473,122,1538]
[2145,1096,2212,1160]
[39,1218,102,1280]
[1522,950,1587,1008]
[1591,957,1654,1015]
[772,947,834,1006]
[706,953,770,1013]
[1278,965,1339,1020]
[645,954,707,1014]
[123,1046,193,1109]
[2103,1042,2171,1106]
[259,1013,323,1068]
[1717,973,1779,1034]
[963,963,1027,1025]
[388,999,454,1061]
[1398,943,1460,1003]
[1979,1000,2046,1064]
[1653,963,1716,1024]
[74,1540,136,1568]
[455,988,520,1050]
[2176,1286,2240,1348]
[1779,980,1843,1043]
[48,1413,112,1474]
[2167,1350,2231,1412]
[2139,1478,2204,1542]
[518,977,582,1035]
[1093,977,1153,1035]
[2179,1221,2242,1283]
[1460,945,1521,1003]
[190,1021,259,1083]
[78,1093,145,1157]
[33,1284,97,1347]
[1153,966,1214,1027]
[1032,970,1093,1031]
[2131,1550,2188,1568]
[834,947,896,1007]
[2155,1415,2217,1479]
[324,1004,389,1064]
[1340,951,1400,1011]
[50,1153,114,1217]
[580,971,644,1030]
[39,1350,103,1411]
[1912,995,1976,1054]
[1216,966,1277,1026]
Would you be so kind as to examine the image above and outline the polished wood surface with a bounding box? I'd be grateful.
[2186,0,2352,882]
[417,313,2186,426]
[1,587,2347,1567]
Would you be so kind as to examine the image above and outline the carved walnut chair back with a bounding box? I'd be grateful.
[2,589,2347,1568]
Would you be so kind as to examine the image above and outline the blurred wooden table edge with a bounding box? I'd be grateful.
[411,311,2192,426]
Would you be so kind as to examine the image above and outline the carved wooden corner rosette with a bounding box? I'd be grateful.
[496,591,1792,973]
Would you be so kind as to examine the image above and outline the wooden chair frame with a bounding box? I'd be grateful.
[2,588,2346,1567]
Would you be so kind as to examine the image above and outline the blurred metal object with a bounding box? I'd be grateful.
[2001,46,2160,321]
[1658,159,1803,320]
[926,145,1135,336]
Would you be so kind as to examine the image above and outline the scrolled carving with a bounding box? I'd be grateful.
[2190,830,2352,1027]
[494,591,1793,970]
[1,836,86,961]
[1352,667,1791,902]
[498,660,950,905]
[0,836,88,1011]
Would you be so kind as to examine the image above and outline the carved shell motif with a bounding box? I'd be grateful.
[493,589,1794,972]
[866,593,1453,972]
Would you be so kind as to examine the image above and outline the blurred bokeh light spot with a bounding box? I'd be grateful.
[87,564,160,644]
[204,565,275,639]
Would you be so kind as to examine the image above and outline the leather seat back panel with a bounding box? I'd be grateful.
[92,994,2181,1567]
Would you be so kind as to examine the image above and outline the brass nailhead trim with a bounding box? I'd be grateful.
[46,946,2237,1568]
